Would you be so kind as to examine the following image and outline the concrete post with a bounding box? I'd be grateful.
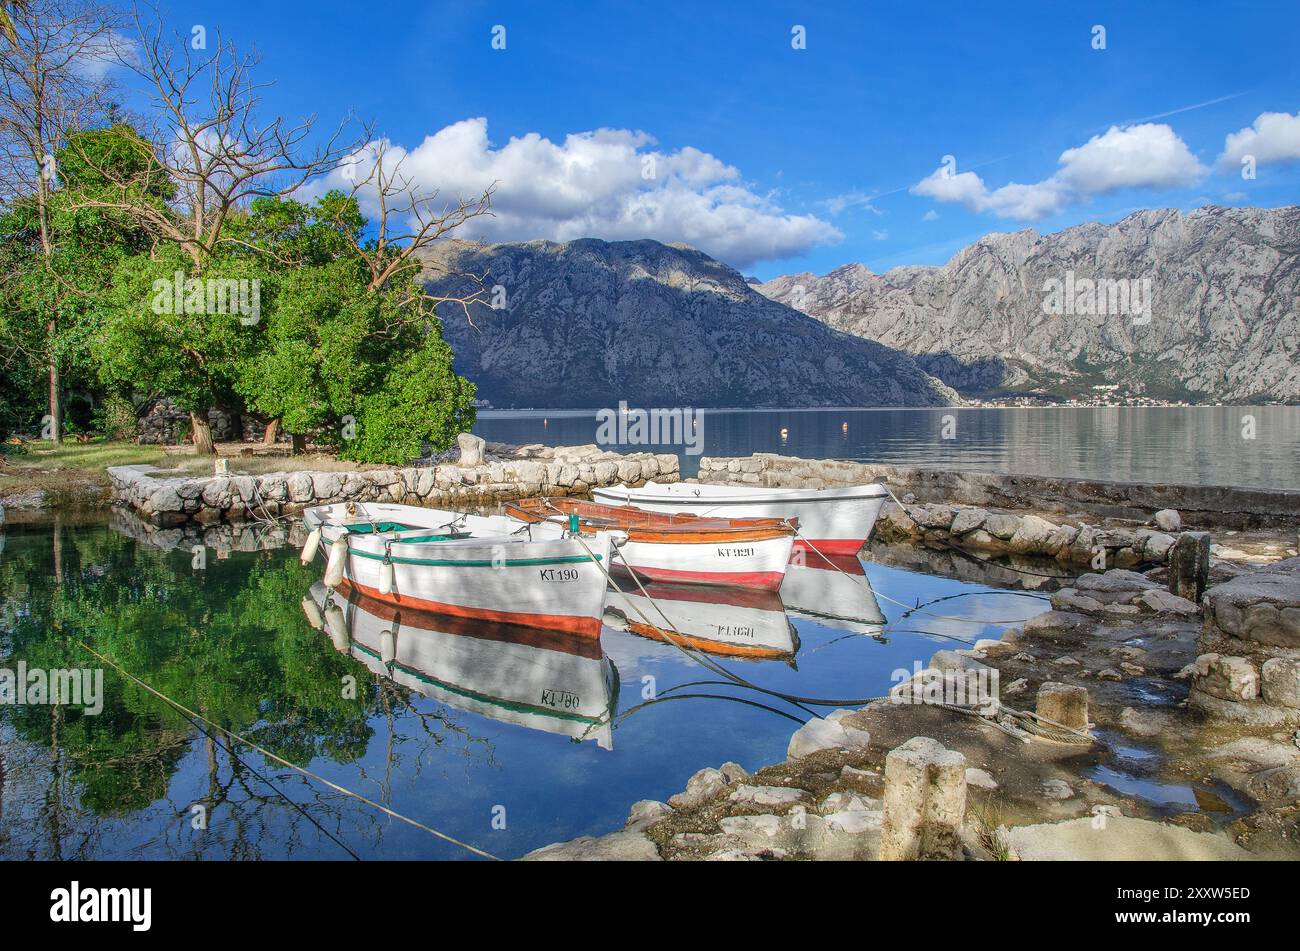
[1168,531,1211,604]
[1036,682,1089,731]
[880,736,967,861]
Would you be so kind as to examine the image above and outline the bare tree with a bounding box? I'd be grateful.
[331,139,495,315]
[71,7,364,269]
[0,0,122,443]
[65,6,366,452]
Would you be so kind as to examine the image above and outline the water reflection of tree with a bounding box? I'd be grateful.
[0,521,492,859]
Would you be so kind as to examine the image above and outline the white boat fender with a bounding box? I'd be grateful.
[380,628,397,664]
[301,595,324,630]
[301,526,322,564]
[324,537,349,588]
[324,603,349,651]
[378,543,395,595]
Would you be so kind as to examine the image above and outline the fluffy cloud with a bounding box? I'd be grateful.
[1217,111,1300,170]
[312,118,840,268]
[911,123,1205,221]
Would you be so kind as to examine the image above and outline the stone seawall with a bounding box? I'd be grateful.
[109,443,679,526]
[695,454,1299,529]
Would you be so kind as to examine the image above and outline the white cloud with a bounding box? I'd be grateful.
[922,209,939,221]
[71,30,134,81]
[821,189,882,215]
[911,123,1205,221]
[312,118,841,268]
[1056,124,1205,192]
[1217,111,1300,170]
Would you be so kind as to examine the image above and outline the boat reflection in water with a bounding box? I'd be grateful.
[304,582,619,749]
[780,554,887,637]
[604,582,799,662]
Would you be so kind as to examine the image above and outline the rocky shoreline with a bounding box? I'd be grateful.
[526,555,1300,861]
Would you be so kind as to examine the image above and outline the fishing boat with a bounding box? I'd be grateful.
[592,480,889,556]
[301,502,614,638]
[781,553,887,636]
[603,581,798,661]
[503,497,796,592]
[304,583,617,748]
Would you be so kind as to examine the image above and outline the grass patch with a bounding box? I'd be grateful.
[4,439,167,471]
[0,439,168,505]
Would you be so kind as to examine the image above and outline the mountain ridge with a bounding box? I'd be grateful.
[758,205,1300,402]
[419,237,961,409]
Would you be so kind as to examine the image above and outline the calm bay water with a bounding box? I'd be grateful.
[474,406,1300,488]
[0,517,1046,860]
[6,406,1281,858]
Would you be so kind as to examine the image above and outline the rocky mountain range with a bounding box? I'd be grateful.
[758,206,1300,403]
[420,238,959,408]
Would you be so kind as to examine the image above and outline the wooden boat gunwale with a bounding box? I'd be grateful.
[505,497,797,545]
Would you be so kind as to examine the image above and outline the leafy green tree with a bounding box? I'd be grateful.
[229,193,477,463]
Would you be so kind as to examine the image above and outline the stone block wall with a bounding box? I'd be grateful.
[109,444,679,526]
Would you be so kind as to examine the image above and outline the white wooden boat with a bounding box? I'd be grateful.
[305,583,617,748]
[302,502,614,639]
[592,480,889,556]
[504,497,795,591]
[780,554,886,636]
[603,582,798,661]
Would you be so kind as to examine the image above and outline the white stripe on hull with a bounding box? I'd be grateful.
[305,503,613,633]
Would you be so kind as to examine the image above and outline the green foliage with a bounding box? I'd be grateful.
[92,245,257,415]
[346,334,476,463]
[229,194,477,464]
[5,121,478,462]
[91,394,138,440]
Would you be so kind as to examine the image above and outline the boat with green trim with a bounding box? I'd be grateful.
[305,582,617,748]
[302,502,615,638]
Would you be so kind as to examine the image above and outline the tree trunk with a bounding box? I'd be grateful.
[290,433,306,455]
[191,411,216,455]
[263,418,280,445]
[46,338,61,444]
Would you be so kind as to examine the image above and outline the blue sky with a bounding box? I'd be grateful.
[146,0,1300,280]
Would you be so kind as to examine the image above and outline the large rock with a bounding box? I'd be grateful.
[667,767,729,809]
[1185,653,1260,702]
[949,507,987,536]
[1007,514,1058,553]
[1169,531,1211,604]
[522,830,660,861]
[1004,816,1255,861]
[1204,557,1300,647]
[982,513,1020,540]
[1261,658,1300,709]
[1153,509,1182,532]
[456,432,486,467]
[787,710,871,759]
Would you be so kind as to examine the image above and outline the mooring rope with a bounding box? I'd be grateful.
[77,641,502,861]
